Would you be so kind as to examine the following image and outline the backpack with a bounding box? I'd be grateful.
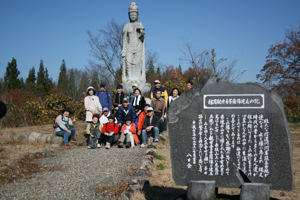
[53,114,69,129]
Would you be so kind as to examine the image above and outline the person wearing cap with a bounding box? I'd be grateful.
[119,117,138,148]
[102,114,119,149]
[55,107,77,148]
[113,84,127,115]
[150,89,166,133]
[116,97,136,128]
[84,86,102,122]
[150,80,168,105]
[130,83,138,104]
[96,82,112,111]
[140,107,160,147]
[151,80,168,132]
[132,88,145,117]
[100,107,118,126]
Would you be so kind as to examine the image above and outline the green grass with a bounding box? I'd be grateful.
[154,154,166,161]
[155,163,166,170]
[0,175,6,180]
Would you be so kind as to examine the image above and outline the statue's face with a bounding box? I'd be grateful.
[129,12,138,22]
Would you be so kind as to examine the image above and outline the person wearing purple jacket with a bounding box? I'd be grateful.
[96,82,112,111]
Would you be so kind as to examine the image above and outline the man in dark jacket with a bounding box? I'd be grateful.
[96,82,112,111]
[140,107,160,147]
[117,97,136,127]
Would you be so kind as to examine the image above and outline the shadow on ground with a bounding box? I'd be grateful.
[143,185,280,200]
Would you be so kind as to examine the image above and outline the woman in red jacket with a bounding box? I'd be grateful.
[118,117,138,148]
[102,114,119,149]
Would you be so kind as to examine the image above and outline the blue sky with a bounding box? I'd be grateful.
[0,0,299,83]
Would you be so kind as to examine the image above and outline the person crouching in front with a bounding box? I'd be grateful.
[102,114,119,149]
[86,114,102,149]
[118,117,138,148]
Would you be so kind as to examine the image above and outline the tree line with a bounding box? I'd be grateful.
[0,20,298,127]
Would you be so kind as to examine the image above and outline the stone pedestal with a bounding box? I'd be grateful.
[240,183,270,200]
[187,180,216,200]
[121,82,151,96]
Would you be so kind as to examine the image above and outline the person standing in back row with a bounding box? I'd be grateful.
[150,80,168,132]
[96,82,112,111]
[150,90,166,133]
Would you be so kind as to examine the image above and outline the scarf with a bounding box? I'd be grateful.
[133,95,142,106]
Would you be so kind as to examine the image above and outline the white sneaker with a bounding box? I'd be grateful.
[97,143,101,148]
[140,144,145,148]
[154,139,159,143]
[105,142,110,149]
[87,146,91,149]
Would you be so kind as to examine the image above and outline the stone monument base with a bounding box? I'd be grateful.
[121,82,151,96]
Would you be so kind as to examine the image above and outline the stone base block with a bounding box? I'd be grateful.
[121,82,151,96]
[187,180,216,200]
[240,183,270,200]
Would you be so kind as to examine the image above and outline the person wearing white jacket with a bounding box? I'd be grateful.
[84,86,102,122]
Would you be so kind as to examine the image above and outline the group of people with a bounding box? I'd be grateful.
[55,80,194,148]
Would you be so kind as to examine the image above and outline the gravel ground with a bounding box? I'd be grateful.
[0,146,145,199]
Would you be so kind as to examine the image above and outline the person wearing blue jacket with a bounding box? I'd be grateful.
[117,97,136,128]
[96,82,112,111]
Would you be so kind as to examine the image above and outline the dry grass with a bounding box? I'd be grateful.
[136,125,300,200]
[0,121,88,167]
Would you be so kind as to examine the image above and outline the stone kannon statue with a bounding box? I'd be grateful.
[121,2,150,95]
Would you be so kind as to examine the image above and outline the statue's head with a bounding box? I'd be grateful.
[128,2,139,22]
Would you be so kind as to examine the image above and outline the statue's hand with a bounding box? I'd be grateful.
[121,49,126,57]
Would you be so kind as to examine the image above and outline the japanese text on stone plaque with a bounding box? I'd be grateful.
[186,114,270,178]
[204,94,265,109]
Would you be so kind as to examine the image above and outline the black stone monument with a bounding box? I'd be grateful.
[169,78,294,190]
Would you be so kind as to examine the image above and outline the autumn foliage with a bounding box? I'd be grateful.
[257,24,300,122]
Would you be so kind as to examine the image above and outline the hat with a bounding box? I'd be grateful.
[103,107,109,112]
[132,83,138,87]
[86,86,96,95]
[107,114,115,121]
[125,117,132,122]
[147,107,154,112]
[63,107,71,113]
[123,97,129,102]
[154,80,161,84]
[100,82,106,87]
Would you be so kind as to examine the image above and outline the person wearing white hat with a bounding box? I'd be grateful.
[84,86,102,122]
[140,107,160,147]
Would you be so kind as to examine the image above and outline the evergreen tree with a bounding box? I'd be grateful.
[78,71,90,97]
[90,70,99,90]
[36,59,52,96]
[4,57,21,91]
[26,66,36,86]
[19,77,25,88]
[57,59,68,94]
[146,60,155,82]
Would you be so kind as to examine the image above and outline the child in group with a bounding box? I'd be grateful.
[86,114,102,149]
[118,117,138,148]
[102,114,119,149]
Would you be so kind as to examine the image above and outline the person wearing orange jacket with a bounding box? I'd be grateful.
[118,117,138,148]
[136,104,150,137]
[102,114,119,149]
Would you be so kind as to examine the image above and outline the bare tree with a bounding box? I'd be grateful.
[87,18,124,84]
[179,39,245,82]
